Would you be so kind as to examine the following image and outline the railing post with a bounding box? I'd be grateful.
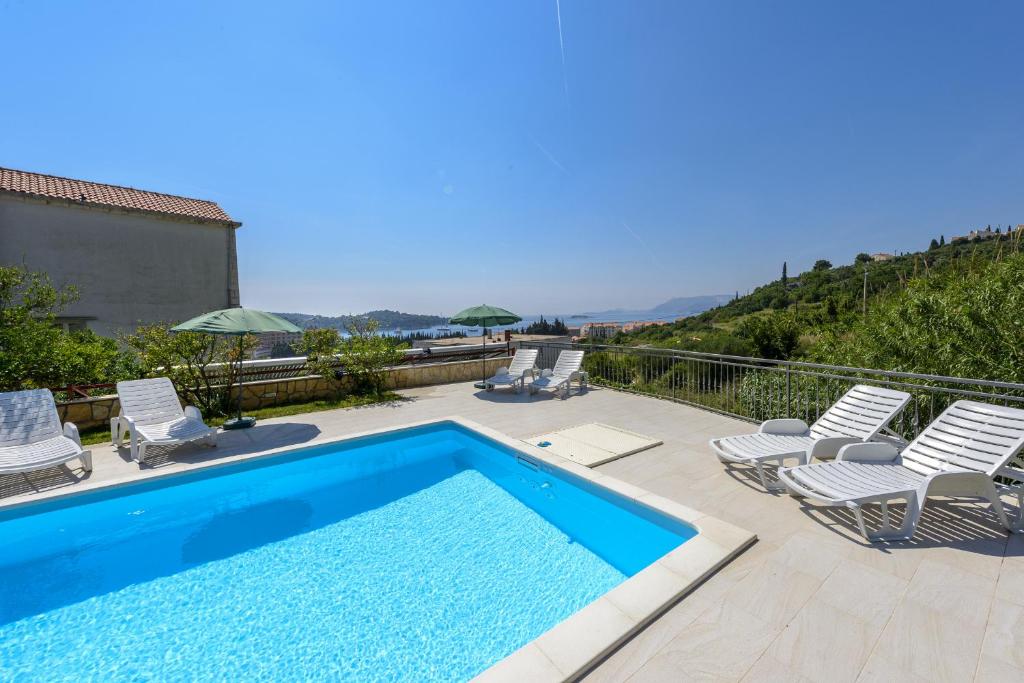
[785,365,792,416]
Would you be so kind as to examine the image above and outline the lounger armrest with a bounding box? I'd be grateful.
[836,442,901,463]
[63,421,83,448]
[759,419,809,435]
[184,405,204,422]
[808,436,862,462]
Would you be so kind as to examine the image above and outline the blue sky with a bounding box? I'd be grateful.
[2,1,1022,316]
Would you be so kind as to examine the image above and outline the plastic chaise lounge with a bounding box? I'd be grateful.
[0,389,92,476]
[114,378,217,465]
[777,400,1024,541]
[484,349,538,393]
[529,350,586,399]
[709,385,912,491]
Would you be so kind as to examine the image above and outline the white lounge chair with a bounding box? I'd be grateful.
[709,385,912,490]
[485,349,538,393]
[777,400,1024,541]
[0,389,92,475]
[114,378,217,465]
[529,350,586,399]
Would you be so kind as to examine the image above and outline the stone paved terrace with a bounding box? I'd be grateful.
[2,382,1022,682]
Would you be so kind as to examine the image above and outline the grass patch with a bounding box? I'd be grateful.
[76,392,403,446]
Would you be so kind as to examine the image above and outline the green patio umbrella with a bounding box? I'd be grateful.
[449,304,522,388]
[172,307,302,429]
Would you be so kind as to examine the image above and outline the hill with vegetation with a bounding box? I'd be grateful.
[274,310,447,332]
[604,231,1024,381]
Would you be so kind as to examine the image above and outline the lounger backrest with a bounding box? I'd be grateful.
[809,384,911,440]
[116,377,184,426]
[551,350,585,377]
[900,400,1024,477]
[507,349,538,375]
[0,389,62,448]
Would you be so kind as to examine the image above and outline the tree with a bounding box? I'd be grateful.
[270,341,295,358]
[929,239,939,251]
[339,319,402,395]
[738,312,801,360]
[940,235,945,246]
[813,259,832,271]
[525,316,568,335]
[855,253,872,264]
[781,261,788,287]
[296,327,344,396]
[122,324,257,416]
[0,265,137,392]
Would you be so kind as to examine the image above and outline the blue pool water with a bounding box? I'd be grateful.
[0,422,695,681]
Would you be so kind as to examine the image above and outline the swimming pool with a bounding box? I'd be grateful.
[0,421,698,681]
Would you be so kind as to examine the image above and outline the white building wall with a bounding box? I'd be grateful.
[0,195,240,337]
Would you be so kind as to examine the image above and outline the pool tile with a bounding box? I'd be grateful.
[604,562,692,622]
[534,597,637,679]
[472,643,562,683]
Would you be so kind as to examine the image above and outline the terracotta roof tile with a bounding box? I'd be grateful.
[0,167,239,226]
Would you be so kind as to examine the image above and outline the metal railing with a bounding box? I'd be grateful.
[519,341,1024,444]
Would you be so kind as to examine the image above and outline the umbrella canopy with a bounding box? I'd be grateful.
[449,304,521,328]
[171,307,301,430]
[450,305,521,389]
[172,308,301,335]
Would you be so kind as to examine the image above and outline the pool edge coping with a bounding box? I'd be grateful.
[461,416,757,683]
[0,414,757,683]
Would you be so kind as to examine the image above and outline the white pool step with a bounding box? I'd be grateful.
[525,423,663,467]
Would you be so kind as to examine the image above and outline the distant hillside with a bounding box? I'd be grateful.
[693,235,1019,326]
[582,294,732,321]
[274,310,447,331]
[611,231,1024,359]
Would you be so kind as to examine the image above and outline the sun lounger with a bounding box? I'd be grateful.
[778,400,1024,540]
[529,350,586,399]
[0,389,92,475]
[485,349,538,392]
[114,378,217,465]
[709,385,911,490]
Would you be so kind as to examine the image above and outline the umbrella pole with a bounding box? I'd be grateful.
[482,331,486,385]
[237,335,244,422]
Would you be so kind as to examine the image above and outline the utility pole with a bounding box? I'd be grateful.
[862,264,868,320]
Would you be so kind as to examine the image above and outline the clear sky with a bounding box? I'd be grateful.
[2,1,1022,316]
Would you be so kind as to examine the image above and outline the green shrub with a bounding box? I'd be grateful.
[121,325,257,416]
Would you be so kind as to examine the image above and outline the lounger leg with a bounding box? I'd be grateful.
[979,479,1011,531]
[1015,489,1024,532]
[110,417,121,447]
[849,503,870,540]
[80,451,93,472]
[866,494,921,542]
[752,459,786,492]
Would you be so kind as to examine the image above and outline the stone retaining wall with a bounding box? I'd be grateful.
[56,357,510,430]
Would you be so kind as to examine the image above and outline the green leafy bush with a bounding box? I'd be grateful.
[812,253,1024,382]
[121,325,257,416]
[339,320,402,395]
[0,265,136,392]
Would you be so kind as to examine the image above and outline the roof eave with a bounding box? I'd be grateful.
[0,189,241,228]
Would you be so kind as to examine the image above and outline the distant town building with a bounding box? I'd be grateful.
[581,322,622,339]
[622,320,670,333]
[0,167,241,337]
[253,331,304,359]
[871,253,895,262]
[950,225,1020,243]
